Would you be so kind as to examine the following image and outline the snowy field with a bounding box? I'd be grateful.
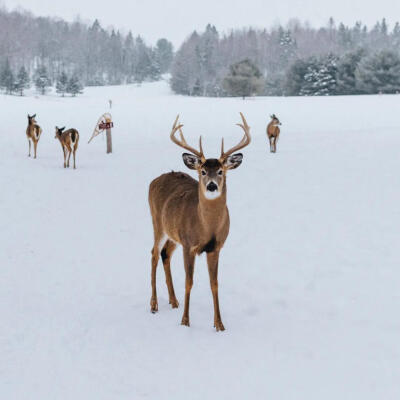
[1,81,400,399]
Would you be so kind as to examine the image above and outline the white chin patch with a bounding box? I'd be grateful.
[205,190,221,200]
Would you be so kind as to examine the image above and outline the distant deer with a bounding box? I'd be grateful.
[267,114,282,153]
[55,127,79,169]
[148,113,251,331]
[26,114,42,158]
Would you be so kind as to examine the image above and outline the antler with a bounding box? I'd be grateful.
[170,115,205,161]
[220,112,251,161]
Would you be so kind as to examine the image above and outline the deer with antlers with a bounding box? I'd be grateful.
[55,126,79,169]
[148,113,251,331]
[267,114,282,153]
[26,114,42,158]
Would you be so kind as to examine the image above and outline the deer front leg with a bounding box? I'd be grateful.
[73,148,76,169]
[207,250,225,331]
[33,140,37,159]
[62,145,66,168]
[28,139,31,157]
[269,137,273,153]
[150,247,160,313]
[181,247,195,327]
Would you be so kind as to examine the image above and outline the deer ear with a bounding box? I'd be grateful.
[224,153,243,170]
[32,114,36,118]
[60,126,65,131]
[182,153,200,170]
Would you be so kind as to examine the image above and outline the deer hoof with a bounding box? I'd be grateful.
[215,321,225,332]
[181,316,190,327]
[170,298,179,309]
[150,298,158,313]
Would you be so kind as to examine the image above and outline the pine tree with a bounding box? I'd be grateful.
[336,49,365,95]
[299,55,337,96]
[34,65,51,95]
[15,66,30,96]
[284,59,309,95]
[154,38,174,74]
[356,50,400,94]
[66,73,83,96]
[0,59,15,94]
[222,59,264,99]
[56,72,69,96]
[278,28,297,68]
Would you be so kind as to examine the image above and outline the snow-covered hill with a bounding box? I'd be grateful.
[1,82,399,399]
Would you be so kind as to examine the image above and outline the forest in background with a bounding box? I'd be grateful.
[0,7,173,95]
[171,20,400,96]
[1,6,400,97]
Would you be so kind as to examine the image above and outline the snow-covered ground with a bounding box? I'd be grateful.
[1,82,399,399]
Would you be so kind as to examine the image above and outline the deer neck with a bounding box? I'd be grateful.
[197,183,228,234]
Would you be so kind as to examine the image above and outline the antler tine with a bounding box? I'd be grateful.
[170,115,205,160]
[220,112,251,160]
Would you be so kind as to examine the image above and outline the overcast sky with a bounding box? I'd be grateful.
[3,0,400,46]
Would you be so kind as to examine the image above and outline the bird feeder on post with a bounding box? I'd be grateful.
[88,113,114,154]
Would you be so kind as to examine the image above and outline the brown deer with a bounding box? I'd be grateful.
[267,114,282,153]
[26,114,42,158]
[55,127,79,169]
[148,113,251,331]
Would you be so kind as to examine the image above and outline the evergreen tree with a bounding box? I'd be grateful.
[392,22,400,47]
[66,73,83,96]
[133,36,152,83]
[336,49,365,95]
[15,66,30,96]
[356,50,400,94]
[222,59,264,99]
[278,28,297,67]
[34,65,51,95]
[284,59,309,96]
[56,72,69,96]
[300,55,337,96]
[154,38,174,74]
[148,49,161,81]
[0,59,15,94]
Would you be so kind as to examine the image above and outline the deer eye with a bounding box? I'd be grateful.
[218,170,223,176]
[201,170,206,176]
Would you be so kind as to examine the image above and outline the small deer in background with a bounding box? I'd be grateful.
[26,114,42,158]
[148,113,251,331]
[55,127,79,169]
[267,114,282,153]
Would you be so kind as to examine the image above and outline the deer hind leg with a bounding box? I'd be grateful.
[150,233,167,313]
[181,247,195,327]
[161,240,179,308]
[66,145,72,168]
[269,136,273,152]
[33,140,37,159]
[72,147,76,169]
[207,250,225,331]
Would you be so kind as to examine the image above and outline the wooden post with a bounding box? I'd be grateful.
[106,127,112,154]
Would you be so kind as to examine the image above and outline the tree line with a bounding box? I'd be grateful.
[171,20,400,97]
[0,61,83,96]
[2,5,400,98]
[0,7,174,95]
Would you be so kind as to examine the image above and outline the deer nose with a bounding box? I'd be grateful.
[207,182,218,192]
